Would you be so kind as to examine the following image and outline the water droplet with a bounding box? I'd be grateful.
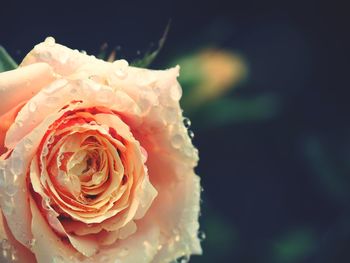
[183,117,191,128]
[27,238,37,248]
[10,248,18,261]
[0,168,6,187]
[184,147,193,158]
[10,155,23,175]
[171,134,184,149]
[188,130,194,139]
[139,98,152,113]
[2,249,8,259]
[52,255,65,263]
[170,84,182,101]
[178,255,191,263]
[70,87,77,94]
[90,82,101,92]
[163,107,177,124]
[2,198,14,216]
[118,248,129,257]
[1,239,11,250]
[43,79,68,94]
[15,119,24,128]
[113,60,129,80]
[28,101,37,112]
[136,50,141,55]
[47,96,60,105]
[44,37,56,46]
[95,87,112,103]
[115,68,127,79]
[23,138,33,150]
[5,184,18,196]
[199,231,206,241]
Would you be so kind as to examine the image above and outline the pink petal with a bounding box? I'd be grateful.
[0,63,55,116]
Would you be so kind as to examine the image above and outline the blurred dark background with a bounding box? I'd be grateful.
[1,0,349,262]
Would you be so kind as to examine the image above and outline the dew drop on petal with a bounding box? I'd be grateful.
[0,168,6,187]
[27,238,37,249]
[47,96,60,106]
[5,184,18,196]
[1,239,11,250]
[44,36,55,46]
[2,248,8,259]
[90,82,101,92]
[163,107,177,124]
[118,248,129,257]
[15,119,23,128]
[171,134,184,149]
[178,255,191,263]
[188,130,194,139]
[10,155,23,175]
[2,198,14,216]
[10,248,18,261]
[28,101,37,112]
[199,231,206,241]
[23,138,33,150]
[170,83,182,101]
[184,147,193,158]
[52,255,65,263]
[70,86,78,94]
[183,117,191,128]
[43,79,68,94]
[96,88,112,103]
[113,60,129,79]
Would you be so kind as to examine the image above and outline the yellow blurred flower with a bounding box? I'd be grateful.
[179,48,248,110]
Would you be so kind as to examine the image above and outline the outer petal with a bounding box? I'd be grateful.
[88,220,161,263]
[0,101,26,155]
[0,211,36,263]
[0,63,55,115]
[29,197,79,262]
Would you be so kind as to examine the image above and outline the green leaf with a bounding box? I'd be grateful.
[131,21,171,68]
[272,229,316,263]
[0,46,18,72]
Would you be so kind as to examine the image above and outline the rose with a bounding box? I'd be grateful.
[0,37,202,263]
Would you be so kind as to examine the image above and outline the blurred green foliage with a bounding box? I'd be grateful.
[0,46,17,72]
[271,229,316,263]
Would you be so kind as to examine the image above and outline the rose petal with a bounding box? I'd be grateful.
[29,197,78,262]
[0,211,36,263]
[0,63,55,115]
[0,101,26,155]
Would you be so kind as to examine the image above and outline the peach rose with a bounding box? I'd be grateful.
[0,37,202,263]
